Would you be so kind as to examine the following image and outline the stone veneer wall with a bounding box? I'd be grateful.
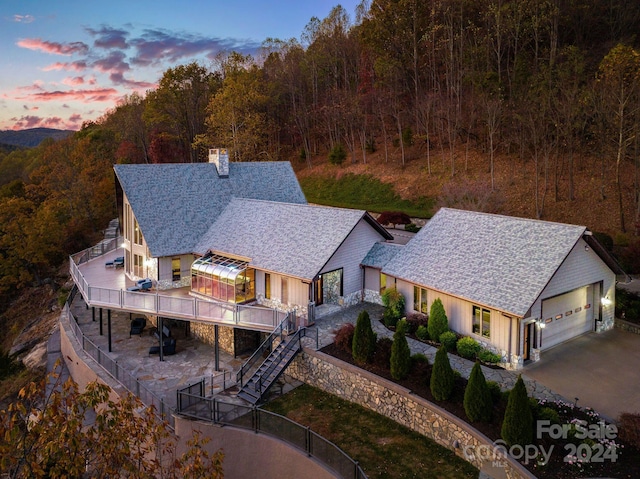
[190,322,235,355]
[287,349,535,479]
[614,317,640,335]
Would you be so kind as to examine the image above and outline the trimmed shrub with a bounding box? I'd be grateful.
[536,406,561,425]
[404,223,420,233]
[439,331,457,351]
[405,312,428,334]
[415,325,429,341]
[381,288,405,328]
[352,310,377,365]
[478,349,502,364]
[457,337,481,360]
[411,353,429,365]
[390,320,411,380]
[486,381,502,404]
[328,143,346,165]
[373,337,393,369]
[334,323,355,354]
[411,353,430,376]
[501,375,534,447]
[430,346,455,401]
[464,361,493,422]
[428,298,448,342]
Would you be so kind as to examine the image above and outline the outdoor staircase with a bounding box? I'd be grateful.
[237,330,303,405]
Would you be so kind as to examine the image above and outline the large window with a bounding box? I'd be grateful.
[133,254,143,278]
[172,258,181,281]
[191,254,255,304]
[413,286,428,313]
[473,305,491,338]
[281,277,288,304]
[265,273,271,299]
[133,218,143,245]
[380,273,387,294]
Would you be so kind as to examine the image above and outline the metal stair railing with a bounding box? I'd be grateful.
[236,311,295,387]
[253,328,303,397]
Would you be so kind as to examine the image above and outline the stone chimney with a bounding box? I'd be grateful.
[209,148,229,178]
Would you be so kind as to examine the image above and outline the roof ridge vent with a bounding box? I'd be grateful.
[209,148,229,178]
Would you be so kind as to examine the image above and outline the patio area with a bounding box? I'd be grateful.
[68,290,246,411]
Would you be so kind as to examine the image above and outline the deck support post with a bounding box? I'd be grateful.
[159,317,164,362]
[92,307,95,322]
[99,308,103,336]
[107,310,112,352]
[214,325,220,371]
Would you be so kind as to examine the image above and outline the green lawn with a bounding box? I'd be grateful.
[299,173,434,218]
[263,384,478,479]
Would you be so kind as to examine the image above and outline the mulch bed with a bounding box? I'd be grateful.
[320,342,640,479]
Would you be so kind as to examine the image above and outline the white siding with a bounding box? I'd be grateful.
[529,238,615,326]
[267,272,309,307]
[320,219,384,297]
[395,279,516,355]
[364,267,381,292]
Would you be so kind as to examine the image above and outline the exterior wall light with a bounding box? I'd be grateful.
[601,296,612,306]
[537,319,546,329]
[121,242,127,249]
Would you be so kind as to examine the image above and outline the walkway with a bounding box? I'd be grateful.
[307,302,566,403]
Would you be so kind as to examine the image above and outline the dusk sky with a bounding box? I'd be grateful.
[0,0,360,131]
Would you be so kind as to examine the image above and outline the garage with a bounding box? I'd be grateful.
[540,284,599,350]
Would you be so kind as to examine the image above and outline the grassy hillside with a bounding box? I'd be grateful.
[294,144,638,239]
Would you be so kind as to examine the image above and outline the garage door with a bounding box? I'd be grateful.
[540,286,595,351]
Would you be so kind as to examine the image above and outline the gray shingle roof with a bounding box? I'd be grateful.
[382,208,586,317]
[195,199,373,280]
[361,242,403,269]
[114,162,306,257]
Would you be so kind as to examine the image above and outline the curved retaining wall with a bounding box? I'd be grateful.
[615,317,640,335]
[287,349,536,479]
[59,309,337,479]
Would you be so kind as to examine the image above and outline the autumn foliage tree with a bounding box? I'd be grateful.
[0,369,224,478]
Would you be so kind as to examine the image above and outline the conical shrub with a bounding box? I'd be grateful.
[501,375,533,447]
[463,361,493,422]
[352,310,376,365]
[428,298,448,342]
[390,319,411,380]
[430,345,455,401]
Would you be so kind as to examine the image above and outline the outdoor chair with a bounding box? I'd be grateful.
[149,338,176,356]
[127,278,153,292]
[129,317,146,337]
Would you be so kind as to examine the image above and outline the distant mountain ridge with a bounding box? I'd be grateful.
[0,128,74,148]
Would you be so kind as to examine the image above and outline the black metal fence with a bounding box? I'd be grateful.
[176,391,367,479]
[65,285,175,430]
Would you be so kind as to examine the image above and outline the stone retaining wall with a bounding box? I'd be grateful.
[287,349,536,479]
[614,317,640,335]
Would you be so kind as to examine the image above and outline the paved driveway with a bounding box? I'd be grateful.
[523,328,640,422]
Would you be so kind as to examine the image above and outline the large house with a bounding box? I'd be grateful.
[114,149,391,353]
[112,150,623,368]
[362,208,625,369]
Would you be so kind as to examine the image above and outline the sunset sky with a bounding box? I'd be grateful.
[0,0,360,131]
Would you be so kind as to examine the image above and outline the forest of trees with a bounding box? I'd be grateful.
[1,0,640,306]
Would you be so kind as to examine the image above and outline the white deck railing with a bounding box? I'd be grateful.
[69,241,286,332]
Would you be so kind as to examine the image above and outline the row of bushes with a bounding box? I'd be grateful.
[335,313,531,447]
[382,290,502,364]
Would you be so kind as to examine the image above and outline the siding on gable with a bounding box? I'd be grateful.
[320,219,384,297]
[528,238,615,324]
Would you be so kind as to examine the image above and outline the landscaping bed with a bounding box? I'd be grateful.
[320,311,640,479]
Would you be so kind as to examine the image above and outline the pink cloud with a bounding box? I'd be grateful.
[17,38,88,56]
[42,61,87,72]
[9,114,82,131]
[18,87,119,103]
[63,76,85,86]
